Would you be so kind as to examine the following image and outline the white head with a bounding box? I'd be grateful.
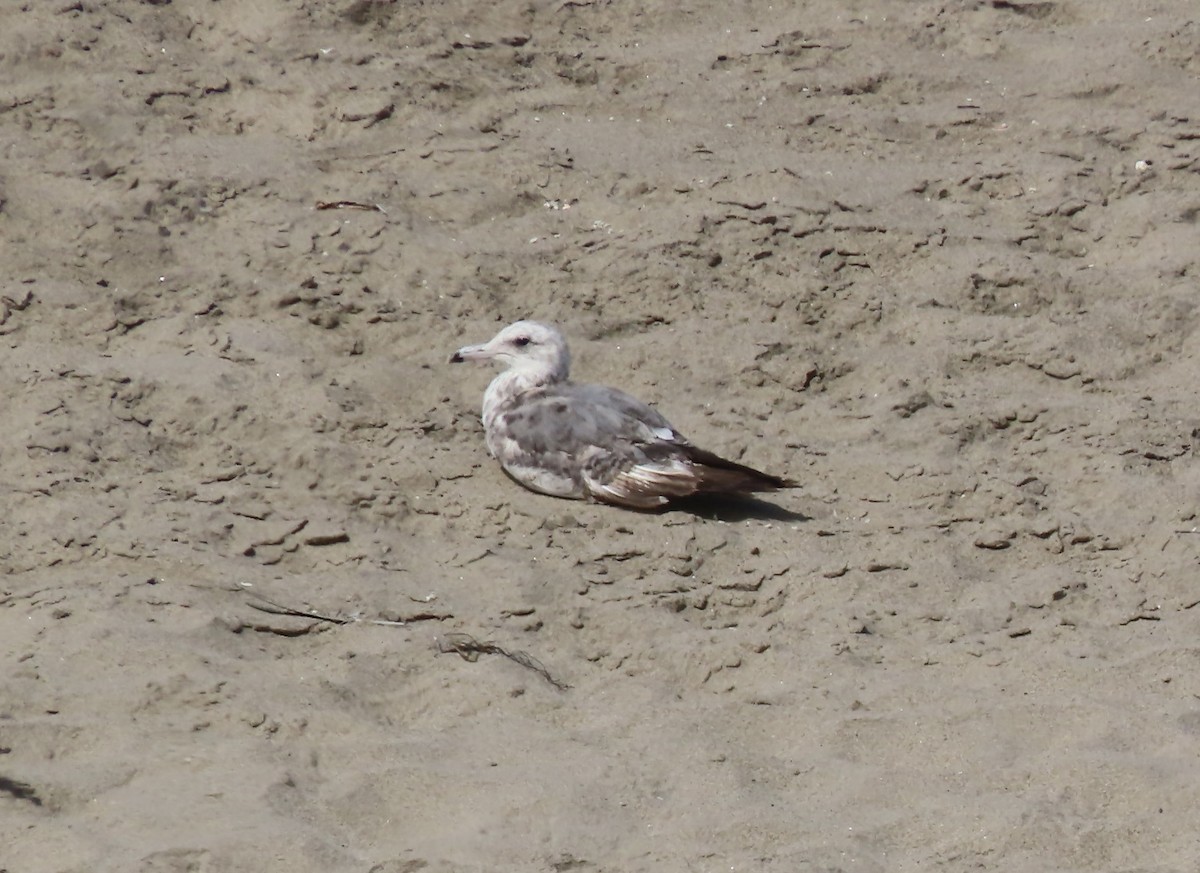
[449,320,571,383]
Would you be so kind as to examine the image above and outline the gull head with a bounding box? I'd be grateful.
[449,320,570,381]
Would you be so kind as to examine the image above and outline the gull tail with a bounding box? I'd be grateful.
[683,446,797,494]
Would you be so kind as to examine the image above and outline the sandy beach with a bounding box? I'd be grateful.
[2,1,1199,870]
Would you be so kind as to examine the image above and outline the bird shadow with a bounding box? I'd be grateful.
[667,493,809,523]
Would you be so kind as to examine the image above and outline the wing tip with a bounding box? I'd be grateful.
[693,466,796,495]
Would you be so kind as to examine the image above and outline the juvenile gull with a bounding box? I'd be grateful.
[449,320,796,509]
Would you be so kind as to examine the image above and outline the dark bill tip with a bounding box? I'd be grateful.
[449,352,464,363]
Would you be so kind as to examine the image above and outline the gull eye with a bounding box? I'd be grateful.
[512,336,532,347]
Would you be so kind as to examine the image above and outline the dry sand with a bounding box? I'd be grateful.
[3,1,1200,870]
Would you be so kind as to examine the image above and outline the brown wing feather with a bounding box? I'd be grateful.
[681,445,797,492]
[583,457,700,508]
[582,445,794,508]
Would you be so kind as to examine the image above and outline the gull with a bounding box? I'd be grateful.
[449,320,796,509]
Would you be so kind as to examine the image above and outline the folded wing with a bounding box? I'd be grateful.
[496,383,794,509]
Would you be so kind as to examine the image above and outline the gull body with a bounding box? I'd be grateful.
[450,320,795,509]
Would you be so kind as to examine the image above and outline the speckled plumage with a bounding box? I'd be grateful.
[450,320,795,509]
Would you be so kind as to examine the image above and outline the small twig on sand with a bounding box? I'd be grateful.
[1162,528,1200,551]
[246,596,353,624]
[315,200,387,213]
[241,591,450,636]
[236,592,562,688]
[436,632,570,691]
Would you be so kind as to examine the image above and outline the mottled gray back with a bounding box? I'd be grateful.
[498,381,682,456]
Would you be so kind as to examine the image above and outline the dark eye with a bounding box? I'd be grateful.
[512,336,532,347]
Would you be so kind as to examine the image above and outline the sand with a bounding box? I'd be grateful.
[2,1,1199,870]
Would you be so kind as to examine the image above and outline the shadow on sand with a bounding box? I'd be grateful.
[668,493,809,523]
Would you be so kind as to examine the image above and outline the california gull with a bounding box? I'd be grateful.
[449,320,796,509]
